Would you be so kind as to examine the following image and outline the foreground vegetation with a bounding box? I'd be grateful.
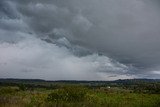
[0,79,160,107]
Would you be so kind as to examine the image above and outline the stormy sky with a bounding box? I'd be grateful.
[0,0,160,80]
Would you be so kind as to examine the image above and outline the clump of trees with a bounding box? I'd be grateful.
[123,83,160,94]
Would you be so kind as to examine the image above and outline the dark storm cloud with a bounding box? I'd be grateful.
[0,0,160,79]
[17,1,160,69]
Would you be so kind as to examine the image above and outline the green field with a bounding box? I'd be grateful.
[0,79,160,107]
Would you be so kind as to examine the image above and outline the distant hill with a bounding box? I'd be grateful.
[0,78,160,84]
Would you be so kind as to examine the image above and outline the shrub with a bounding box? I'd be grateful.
[47,85,87,102]
[18,84,26,91]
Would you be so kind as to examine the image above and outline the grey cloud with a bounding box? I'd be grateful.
[0,0,160,80]
[0,0,19,19]
[0,34,131,80]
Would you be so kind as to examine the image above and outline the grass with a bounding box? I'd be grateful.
[0,86,160,107]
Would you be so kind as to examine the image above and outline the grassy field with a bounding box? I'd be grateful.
[0,84,160,107]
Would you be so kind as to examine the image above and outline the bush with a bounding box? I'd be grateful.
[18,84,26,91]
[47,85,87,102]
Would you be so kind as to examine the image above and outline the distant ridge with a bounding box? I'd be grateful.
[0,78,160,83]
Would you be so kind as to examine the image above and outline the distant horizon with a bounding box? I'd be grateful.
[1,77,160,82]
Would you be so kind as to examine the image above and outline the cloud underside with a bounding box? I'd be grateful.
[0,31,132,80]
[0,0,160,80]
